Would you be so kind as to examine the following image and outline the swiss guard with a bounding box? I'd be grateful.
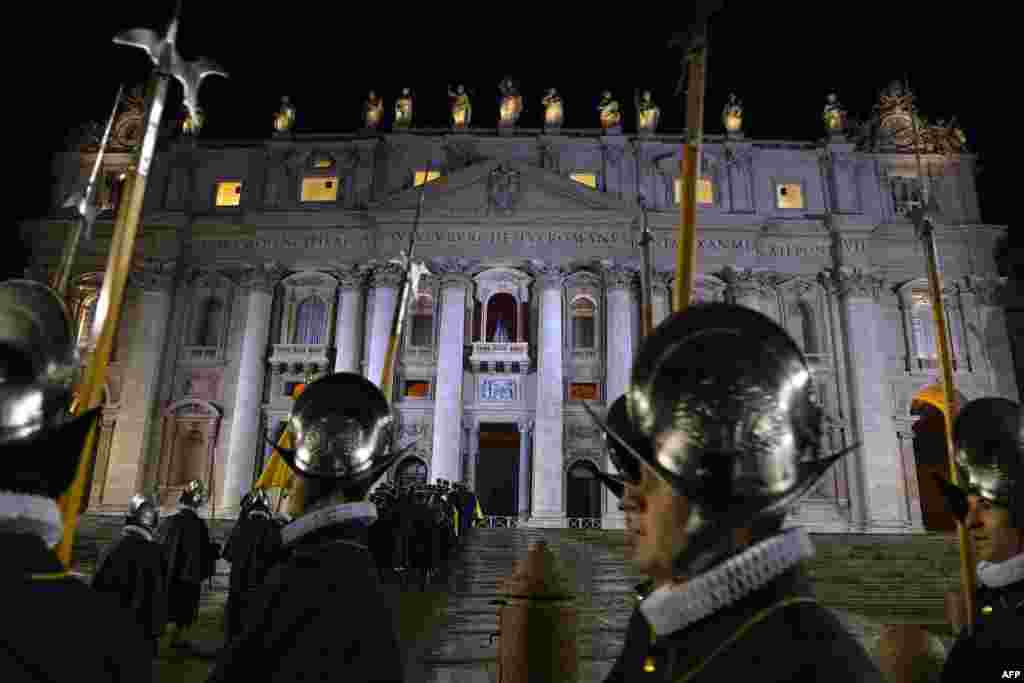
[92,493,169,657]
[207,373,407,682]
[593,304,882,682]
[222,488,282,643]
[157,478,220,649]
[0,279,153,681]
[938,397,1024,681]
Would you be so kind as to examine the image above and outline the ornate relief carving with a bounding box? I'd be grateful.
[487,166,522,213]
[821,267,886,301]
[431,256,477,276]
[236,263,287,292]
[473,266,532,305]
[718,267,779,299]
[528,260,569,290]
[652,270,673,293]
[601,262,637,291]
[370,262,405,288]
[780,276,819,299]
[335,266,367,290]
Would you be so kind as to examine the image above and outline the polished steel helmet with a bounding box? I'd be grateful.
[595,469,625,500]
[604,394,652,485]
[590,303,855,575]
[268,373,409,500]
[0,280,100,498]
[952,397,1023,527]
[241,488,271,516]
[179,479,207,507]
[127,493,160,531]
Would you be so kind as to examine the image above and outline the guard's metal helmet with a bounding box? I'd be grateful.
[179,479,207,508]
[0,280,100,498]
[595,469,625,500]
[592,303,853,575]
[604,394,651,485]
[126,493,159,531]
[268,373,409,501]
[241,488,271,517]
[952,397,1023,527]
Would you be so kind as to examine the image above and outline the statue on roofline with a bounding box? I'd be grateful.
[394,88,414,129]
[542,88,564,128]
[448,84,472,129]
[598,91,621,131]
[498,77,523,127]
[274,96,295,134]
[364,90,383,129]
[636,90,660,134]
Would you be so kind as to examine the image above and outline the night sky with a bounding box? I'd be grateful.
[12,4,1011,278]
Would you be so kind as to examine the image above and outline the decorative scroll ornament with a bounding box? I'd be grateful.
[820,266,886,300]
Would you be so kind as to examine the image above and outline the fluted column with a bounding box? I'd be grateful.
[825,267,904,530]
[333,267,367,373]
[518,419,534,518]
[530,264,566,526]
[463,418,480,490]
[431,270,470,484]
[603,264,635,529]
[364,263,403,390]
[221,266,278,513]
[968,276,1019,401]
[102,262,175,508]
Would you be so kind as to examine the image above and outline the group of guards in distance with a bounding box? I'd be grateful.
[0,276,1019,681]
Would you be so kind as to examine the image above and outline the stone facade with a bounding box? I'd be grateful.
[23,111,1012,533]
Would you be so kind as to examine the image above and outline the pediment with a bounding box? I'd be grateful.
[369,159,634,215]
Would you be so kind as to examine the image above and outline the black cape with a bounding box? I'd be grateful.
[207,519,403,683]
[222,514,282,642]
[0,532,153,683]
[605,567,883,682]
[92,529,168,641]
[156,508,218,627]
[942,577,1024,682]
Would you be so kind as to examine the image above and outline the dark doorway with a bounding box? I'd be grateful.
[912,403,957,532]
[566,460,602,518]
[476,423,519,517]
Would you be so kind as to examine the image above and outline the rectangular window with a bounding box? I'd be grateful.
[570,173,597,189]
[414,170,441,186]
[404,381,430,398]
[301,176,338,202]
[285,381,306,398]
[568,383,600,401]
[775,182,805,210]
[674,177,714,206]
[215,181,242,207]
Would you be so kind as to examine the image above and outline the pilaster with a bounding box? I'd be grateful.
[333,266,367,374]
[364,262,403,390]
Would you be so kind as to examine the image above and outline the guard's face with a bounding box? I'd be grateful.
[966,495,1023,563]
[620,458,690,583]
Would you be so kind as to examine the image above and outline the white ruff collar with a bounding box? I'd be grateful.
[640,527,815,638]
[977,552,1024,589]
[0,491,64,548]
[281,501,377,547]
[123,524,154,542]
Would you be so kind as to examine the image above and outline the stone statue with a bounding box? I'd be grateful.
[394,88,414,129]
[448,84,472,129]
[636,90,660,134]
[492,315,510,343]
[598,91,621,132]
[823,93,846,136]
[498,77,523,128]
[722,93,743,136]
[542,88,564,129]
[274,96,296,134]
[363,90,383,129]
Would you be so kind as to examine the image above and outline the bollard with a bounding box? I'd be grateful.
[490,540,577,683]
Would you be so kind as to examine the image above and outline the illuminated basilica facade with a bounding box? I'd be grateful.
[21,83,1016,532]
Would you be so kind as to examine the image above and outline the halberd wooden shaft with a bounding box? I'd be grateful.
[673,43,706,313]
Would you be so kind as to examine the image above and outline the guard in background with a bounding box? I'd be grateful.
[368,482,399,579]
[222,489,282,644]
[594,304,882,682]
[207,373,406,682]
[157,479,219,649]
[92,494,168,657]
[937,397,1024,681]
[0,279,152,681]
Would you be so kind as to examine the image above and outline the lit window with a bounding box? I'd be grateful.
[571,297,596,349]
[215,181,242,207]
[569,383,600,401]
[571,173,597,189]
[775,183,804,210]
[313,158,334,169]
[404,381,430,398]
[301,176,338,202]
[410,295,434,348]
[292,295,327,344]
[674,177,714,206]
[414,170,441,186]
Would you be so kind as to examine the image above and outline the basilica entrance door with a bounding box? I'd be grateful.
[912,403,956,532]
[566,460,602,519]
[476,423,519,517]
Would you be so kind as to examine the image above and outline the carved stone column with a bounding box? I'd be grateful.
[721,267,780,322]
[333,267,367,373]
[518,419,534,517]
[430,270,470,484]
[102,262,175,509]
[825,267,904,530]
[652,270,672,327]
[364,263,403,390]
[967,276,1019,401]
[220,266,278,513]
[463,418,480,490]
[529,263,566,526]
[603,264,635,529]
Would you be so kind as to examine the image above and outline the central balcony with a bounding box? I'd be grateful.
[468,341,531,374]
[268,344,334,374]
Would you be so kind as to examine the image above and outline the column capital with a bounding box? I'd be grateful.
[233,263,287,293]
[517,418,535,434]
[652,269,673,294]
[130,258,177,293]
[332,265,367,291]
[820,267,886,301]
[960,275,1006,306]
[600,262,638,291]
[429,256,479,277]
[719,266,781,299]
[528,260,568,290]
[369,262,405,288]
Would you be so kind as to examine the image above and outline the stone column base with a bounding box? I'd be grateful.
[522,514,566,529]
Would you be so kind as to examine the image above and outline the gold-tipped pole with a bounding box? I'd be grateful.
[672,27,708,313]
[53,85,124,297]
[638,197,655,337]
[907,80,977,634]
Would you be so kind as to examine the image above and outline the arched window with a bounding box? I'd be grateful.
[395,457,428,489]
[292,295,327,345]
[193,296,224,347]
[410,295,434,348]
[571,296,596,349]
[486,292,517,342]
[910,290,938,367]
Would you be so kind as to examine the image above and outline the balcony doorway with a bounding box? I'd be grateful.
[566,460,602,519]
[476,422,519,517]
